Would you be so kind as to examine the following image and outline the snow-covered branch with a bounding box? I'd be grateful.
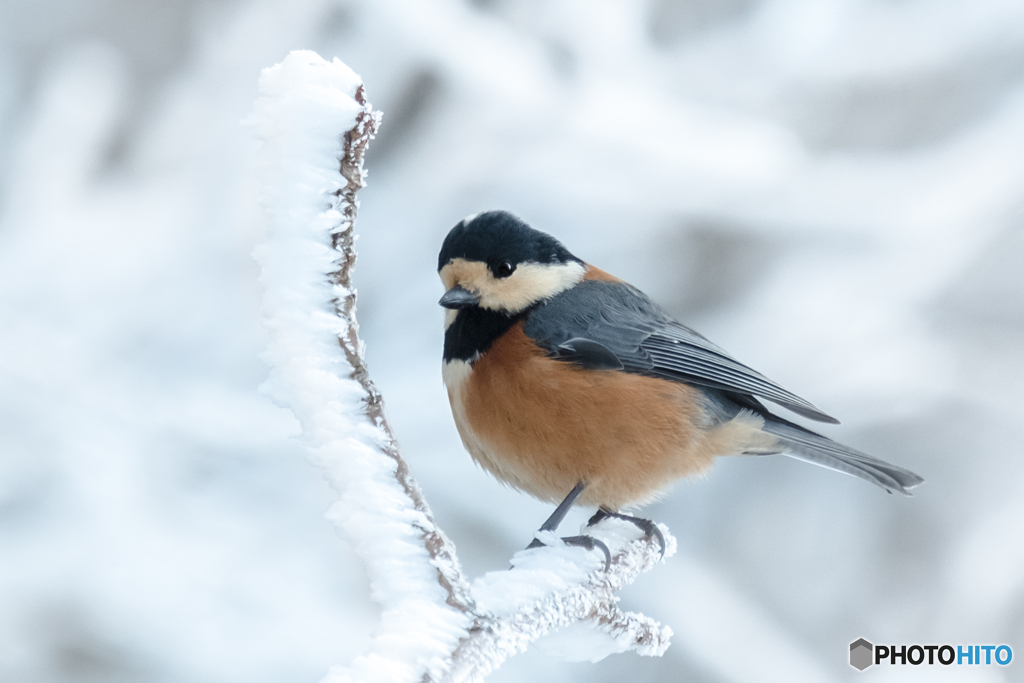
[251,50,674,683]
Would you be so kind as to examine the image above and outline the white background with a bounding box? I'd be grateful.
[1,1,1022,681]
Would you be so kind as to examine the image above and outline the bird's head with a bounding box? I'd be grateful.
[437,211,585,316]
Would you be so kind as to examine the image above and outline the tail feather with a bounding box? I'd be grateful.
[761,416,924,496]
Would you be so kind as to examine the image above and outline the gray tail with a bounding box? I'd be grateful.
[760,415,924,496]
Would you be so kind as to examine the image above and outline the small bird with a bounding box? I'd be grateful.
[438,210,922,559]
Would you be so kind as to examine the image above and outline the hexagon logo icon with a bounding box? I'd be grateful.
[850,638,874,671]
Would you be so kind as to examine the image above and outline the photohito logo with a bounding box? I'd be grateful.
[849,639,1012,670]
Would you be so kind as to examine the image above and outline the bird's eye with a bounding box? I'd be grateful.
[494,261,515,278]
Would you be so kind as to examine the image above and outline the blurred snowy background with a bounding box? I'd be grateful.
[1,0,1023,681]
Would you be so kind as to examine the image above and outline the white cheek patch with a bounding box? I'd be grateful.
[438,264,456,291]
[439,258,585,314]
[439,259,487,293]
[478,261,586,313]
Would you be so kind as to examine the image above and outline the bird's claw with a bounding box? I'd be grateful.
[587,509,666,560]
[559,534,612,571]
[524,533,612,571]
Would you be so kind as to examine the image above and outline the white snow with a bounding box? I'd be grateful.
[251,51,470,683]
[2,2,1024,682]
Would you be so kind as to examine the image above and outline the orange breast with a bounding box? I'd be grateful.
[452,323,721,509]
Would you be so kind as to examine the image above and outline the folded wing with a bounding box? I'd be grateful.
[524,280,838,423]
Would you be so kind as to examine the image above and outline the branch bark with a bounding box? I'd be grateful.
[252,50,674,683]
[330,82,475,615]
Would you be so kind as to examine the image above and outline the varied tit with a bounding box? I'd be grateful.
[438,210,922,558]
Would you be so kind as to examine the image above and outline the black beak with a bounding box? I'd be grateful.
[439,285,481,309]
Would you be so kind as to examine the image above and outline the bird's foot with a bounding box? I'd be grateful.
[524,533,611,571]
[587,508,666,559]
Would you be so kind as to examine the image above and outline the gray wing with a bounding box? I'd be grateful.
[523,280,839,424]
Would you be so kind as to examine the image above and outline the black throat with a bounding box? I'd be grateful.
[443,307,521,362]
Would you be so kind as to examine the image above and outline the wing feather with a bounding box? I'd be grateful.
[523,280,838,423]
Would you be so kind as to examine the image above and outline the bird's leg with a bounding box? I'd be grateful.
[523,482,611,570]
[587,507,666,559]
[529,481,586,540]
